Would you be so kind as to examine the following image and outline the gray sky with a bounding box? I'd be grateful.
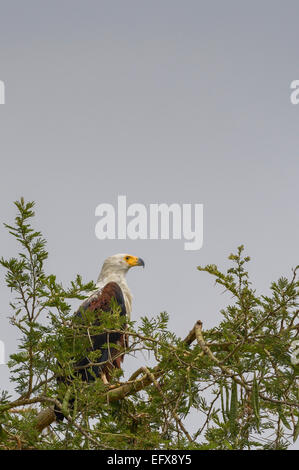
[0,0,298,448]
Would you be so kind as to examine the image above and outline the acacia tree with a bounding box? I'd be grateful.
[0,199,298,450]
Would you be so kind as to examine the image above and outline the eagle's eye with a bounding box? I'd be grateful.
[125,256,130,261]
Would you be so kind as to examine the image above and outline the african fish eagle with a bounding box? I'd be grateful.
[55,254,144,421]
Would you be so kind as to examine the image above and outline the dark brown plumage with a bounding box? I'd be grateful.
[74,281,128,383]
[55,282,128,421]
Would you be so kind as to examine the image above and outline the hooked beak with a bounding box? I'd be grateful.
[137,257,145,268]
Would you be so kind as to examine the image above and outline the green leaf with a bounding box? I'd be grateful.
[278,406,291,431]
[229,380,238,437]
[62,386,72,417]
[251,373,260,432]
[293,418,299,443]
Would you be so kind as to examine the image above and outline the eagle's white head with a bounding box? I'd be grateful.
[100,254,145,273]
[96,254,145,319]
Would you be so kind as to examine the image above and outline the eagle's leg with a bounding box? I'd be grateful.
[101,371,109,385]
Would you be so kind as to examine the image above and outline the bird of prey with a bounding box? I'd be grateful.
[55,254,144,421]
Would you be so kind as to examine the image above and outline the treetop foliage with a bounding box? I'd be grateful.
[0,199,298,450]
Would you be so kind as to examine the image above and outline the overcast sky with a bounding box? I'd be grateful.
[0,1,298,448]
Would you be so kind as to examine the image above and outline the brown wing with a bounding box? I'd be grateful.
[55,282,128,421]
[74,281,128,382]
